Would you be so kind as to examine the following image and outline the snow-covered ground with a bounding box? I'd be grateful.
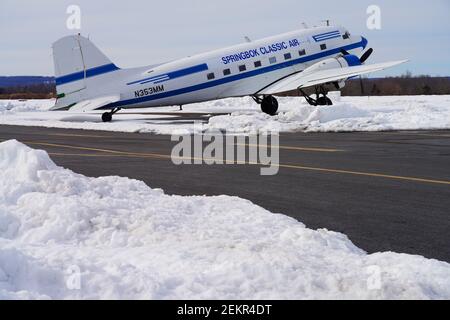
[1,95,450,135]
[1,139,449,300]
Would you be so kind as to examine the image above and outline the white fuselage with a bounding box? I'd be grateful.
[70,26,367,110]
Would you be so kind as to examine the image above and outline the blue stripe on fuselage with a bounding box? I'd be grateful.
[313,34,342,42]
[111,39,365,109]
[55,63,119,86]
[127,63,209,86]
[314,30,340,37]
[313,30,341,42]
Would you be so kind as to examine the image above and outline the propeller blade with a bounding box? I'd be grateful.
[340,49,350,56]
[360,48,374,63]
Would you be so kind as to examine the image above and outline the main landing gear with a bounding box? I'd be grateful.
[253,85,333,116]
[299,86,333,106]
[101,107,122,122]
[253,95,279,116]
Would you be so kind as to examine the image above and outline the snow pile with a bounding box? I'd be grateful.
[1,95,450,134]
[0,99,54,113]
[1,140,449,300]
[208,95,450,133]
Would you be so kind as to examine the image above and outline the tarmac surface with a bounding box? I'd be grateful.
[1,124,449,262]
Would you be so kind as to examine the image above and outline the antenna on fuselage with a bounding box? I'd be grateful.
[321,19,331,26]
[244,36,251,43]
[300,22,309,29]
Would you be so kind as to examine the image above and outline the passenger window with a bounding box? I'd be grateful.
[320,44,327,50]
[269,57,277,64]
[284,53,292,60]
[299,49,306,56]
[239,65,246,72]
[254,61,262,68]
[223,69,231,76]
[207,72,215,80]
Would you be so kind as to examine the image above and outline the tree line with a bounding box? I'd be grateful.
[0,83,56,99]
[0,75,449,99]
[342,76,450,96]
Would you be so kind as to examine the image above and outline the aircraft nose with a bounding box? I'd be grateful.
[361,36,368,50]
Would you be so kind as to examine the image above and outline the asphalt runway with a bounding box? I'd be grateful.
[1,124,449,262]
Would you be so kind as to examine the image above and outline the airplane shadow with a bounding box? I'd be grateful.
[58,112,230,124]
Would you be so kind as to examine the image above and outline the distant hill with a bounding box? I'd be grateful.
[0,76,55,88]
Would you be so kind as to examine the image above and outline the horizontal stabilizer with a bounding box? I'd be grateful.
[260,60,408,95]
[51,95,121,112]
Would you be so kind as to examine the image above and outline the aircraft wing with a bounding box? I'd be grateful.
[51,95,121,112]
[259,60,408,95]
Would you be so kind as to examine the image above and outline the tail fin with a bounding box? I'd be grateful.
[52,34,119,110]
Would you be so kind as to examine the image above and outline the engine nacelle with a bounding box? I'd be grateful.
[303,54,361,75]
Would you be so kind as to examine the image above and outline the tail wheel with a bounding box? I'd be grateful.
[261,96,279,116]
[101,107,121,122]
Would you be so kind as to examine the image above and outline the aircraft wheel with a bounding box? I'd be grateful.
[316,96,333,106]
[261,96,279,116]
[102,112,112,122]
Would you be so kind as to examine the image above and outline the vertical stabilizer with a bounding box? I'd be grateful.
[52,34,119,110]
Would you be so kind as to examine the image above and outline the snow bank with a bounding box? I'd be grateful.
[1,95,450,134]
[0,99,54,113]
[0,140,449,300]
[207,95,450,133]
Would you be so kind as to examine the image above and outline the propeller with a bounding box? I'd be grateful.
[341,48,374,64]
[359,48,374,64]
[339,47,373,97]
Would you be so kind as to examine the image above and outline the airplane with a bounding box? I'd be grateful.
[51,25,407,122]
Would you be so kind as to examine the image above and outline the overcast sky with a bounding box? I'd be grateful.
[1,0,449,77]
